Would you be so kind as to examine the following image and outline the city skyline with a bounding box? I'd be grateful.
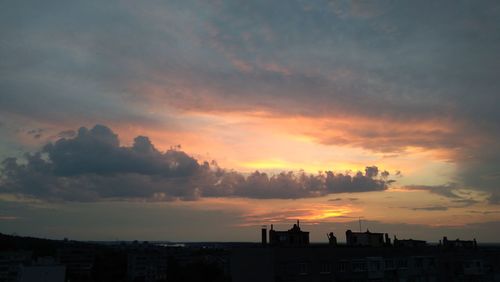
[1,0,500,242]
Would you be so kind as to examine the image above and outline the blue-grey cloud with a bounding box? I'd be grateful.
[2,1,498,127]
[43,125,198,177]
[0,125,394,201]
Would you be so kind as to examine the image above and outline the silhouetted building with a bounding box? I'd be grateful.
[442,236,477,249]
[18,257,65,282]
[0,233,231,282]
[127,250,168,282]
[229,226,500,282]
[346,229,388,247]
[0,251,31,282]
[57,247,94,281]
[269,221,309,247]
[393,236,427,248]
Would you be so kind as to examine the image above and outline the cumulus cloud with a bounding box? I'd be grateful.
[0,125,394,202]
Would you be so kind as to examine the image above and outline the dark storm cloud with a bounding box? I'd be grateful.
[1,1,499,202]
[0,125,394,201]
[43,125,198,177]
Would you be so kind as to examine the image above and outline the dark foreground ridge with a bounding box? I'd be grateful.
[2,224,500,282]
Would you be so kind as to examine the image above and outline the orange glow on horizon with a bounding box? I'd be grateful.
[295,208,352,221]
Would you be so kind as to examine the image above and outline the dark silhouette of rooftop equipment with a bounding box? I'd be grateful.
[268,220,310,246]
[261,226,267,245]
[327,232,337,246]
[346,229,389,247]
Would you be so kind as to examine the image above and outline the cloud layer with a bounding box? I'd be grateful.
[1,0,499,203]
[0,125,393,201]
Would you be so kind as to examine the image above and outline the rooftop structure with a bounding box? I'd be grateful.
[267,221,310,247]
[393,236,427,248]
[442,236,477,249]
[346,229,390,247]
[232,226,495,282]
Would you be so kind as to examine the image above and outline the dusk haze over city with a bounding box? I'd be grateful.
[2,0,500,246]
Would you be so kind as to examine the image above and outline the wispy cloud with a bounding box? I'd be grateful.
[410,206,448,211]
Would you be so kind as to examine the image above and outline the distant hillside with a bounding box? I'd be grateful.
[0,233,90,257]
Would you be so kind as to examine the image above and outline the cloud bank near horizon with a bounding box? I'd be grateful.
[0,125,394,202]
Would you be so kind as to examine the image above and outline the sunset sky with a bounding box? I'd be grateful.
[1,0,500,242]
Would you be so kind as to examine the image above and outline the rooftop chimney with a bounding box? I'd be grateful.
[261,226,267,245]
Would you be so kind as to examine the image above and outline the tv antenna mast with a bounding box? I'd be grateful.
[358,217,364,232]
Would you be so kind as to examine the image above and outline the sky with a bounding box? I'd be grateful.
[1,0,500,242]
